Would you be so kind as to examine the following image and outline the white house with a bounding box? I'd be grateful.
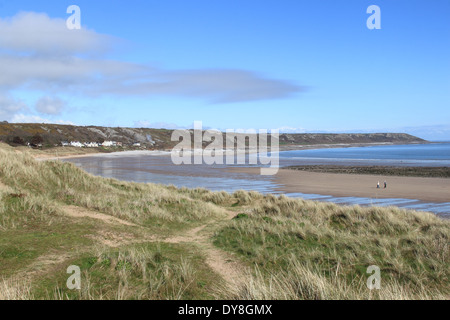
[102,141,115,147]
[70,141,84,148]
[84,142,99,148]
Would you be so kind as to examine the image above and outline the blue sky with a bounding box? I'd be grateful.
[0,0,449,140]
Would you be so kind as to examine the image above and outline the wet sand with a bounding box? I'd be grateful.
[230,167,450,203]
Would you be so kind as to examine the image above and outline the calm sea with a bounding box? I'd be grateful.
[65,143,450,218]
[277,142,450,166]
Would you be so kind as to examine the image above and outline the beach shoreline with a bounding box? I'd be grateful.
[284,165,450,178]
[39,142,450,210]
[34,149,172,161]
[229,167,450,204]
[31,141,427,161]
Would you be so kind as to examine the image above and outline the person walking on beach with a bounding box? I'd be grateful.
[384,180,387,189]
[377,181,380,189]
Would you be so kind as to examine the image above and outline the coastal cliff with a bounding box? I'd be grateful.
[0,123,427,149]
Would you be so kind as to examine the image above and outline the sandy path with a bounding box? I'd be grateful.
[63,205,138,227]
[62,205,160,247]
[11,251,74,291]
[202,245,246,289]
[162,210,246,289]
[10,204,246,292]
[231,167,450,203]
[62,205,246,288]
[12,206,146,282]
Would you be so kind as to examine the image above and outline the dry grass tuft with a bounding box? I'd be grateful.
[0,277,34,300]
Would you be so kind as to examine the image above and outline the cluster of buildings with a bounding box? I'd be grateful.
[61,141,141,148]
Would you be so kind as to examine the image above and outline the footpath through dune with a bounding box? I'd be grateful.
[63,205,138,227]
[60,205,246,289]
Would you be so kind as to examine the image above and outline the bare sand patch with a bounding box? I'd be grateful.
[160,210,246,289]
[62,205,137,227]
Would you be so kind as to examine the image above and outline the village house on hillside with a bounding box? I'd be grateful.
[101,141,116,147]
[60,140,126,148]
[84,142,99,148]
[65,141,100,148]
[70,141,84,148]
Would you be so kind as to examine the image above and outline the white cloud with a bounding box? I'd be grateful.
[0,55,143,89]
[0,93,27,121]
[35,96,66,115]
[0,91,73,125]
[11,114,75,125]
[0,54,302,102]
[0,12,304,103]
[276,126,307,133]
[134,121,187,130]
[0,12,114,55]
[100,69,302,103]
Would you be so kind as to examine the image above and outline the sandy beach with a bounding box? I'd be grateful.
[30,141,408,161]
[230,167,450,203]
[33,149,172,161]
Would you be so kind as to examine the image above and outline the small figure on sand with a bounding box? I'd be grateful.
[377,181,380,189]
[384,180,387,189]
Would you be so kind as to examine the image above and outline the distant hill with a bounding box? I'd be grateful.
[278,132,427,146]
[0,122,427,149]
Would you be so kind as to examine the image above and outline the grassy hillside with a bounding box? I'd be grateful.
[278,132,427,146]
[0,143,448,300]
[0,123,174,149]
[0,123,427,150]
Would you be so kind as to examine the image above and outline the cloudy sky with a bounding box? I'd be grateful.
[0,0,449,140]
